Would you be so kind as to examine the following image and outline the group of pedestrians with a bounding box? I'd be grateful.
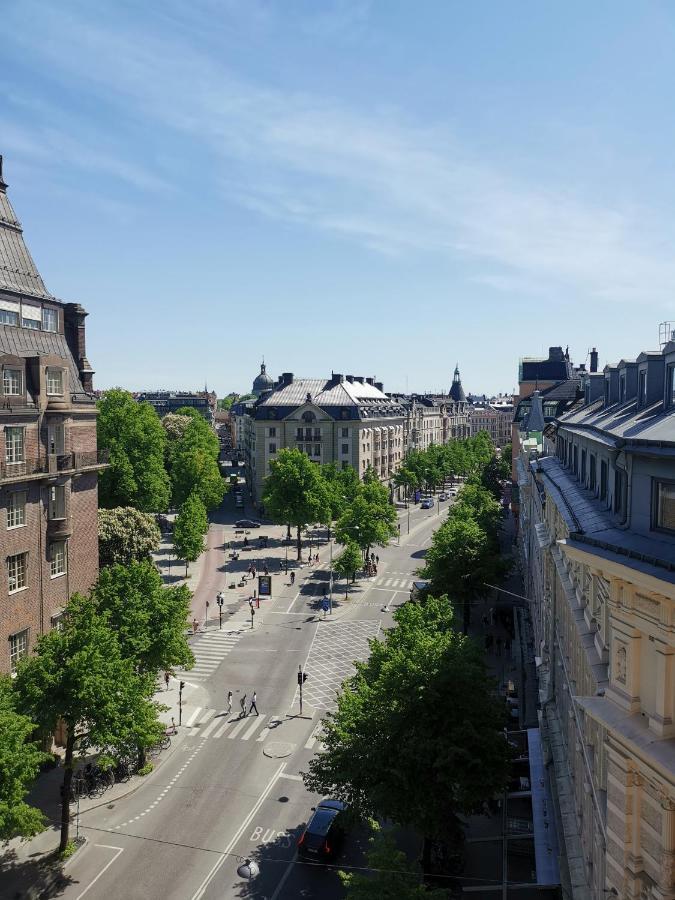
[226,689,259,717]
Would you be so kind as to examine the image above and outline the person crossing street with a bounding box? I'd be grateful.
[249,691,259,716]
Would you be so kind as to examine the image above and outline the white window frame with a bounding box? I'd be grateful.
[7,552,27,593]
[7,491,27,529]
[46,368,64,396]
[3,368,22,396]
[48,484,66,520]
[5,426,25,464]
[42,307,58,332]
[50,541,67,578]
[9,629,28,674]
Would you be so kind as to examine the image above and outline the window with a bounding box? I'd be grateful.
[304,428,312,441]
[7,491,26,528]
[341,428,349,438]
[269,443,277,454]
[296,428,303,441]
[638,370,647,407]
[581,449,587,483]
[0,309,19,326]
[589,455,597,492]
[600,460,608,501]
[668,365,675,408]
[42,307,58,332]
[50,541,66,577]
[653,480,675,533]
[51,612,65,631]
[297,443,304,454]
[314,427,321,440]
[301,411,316,423]
[3,368,22,395]
[268,427,276,438]
[21,317,40,330]
[7,552,27,592]
[341,443,349,454]
[614,469,624,515]
[5,426,25,464]
[49,423,65,456]
[9,629,28,674]
[314,444,321,457]
[619,374,626,403]
[48,485,66,520]
[46,368,64,396]
[604,380,610,405]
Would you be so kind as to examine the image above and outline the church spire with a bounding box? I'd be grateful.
[449,364,466,403]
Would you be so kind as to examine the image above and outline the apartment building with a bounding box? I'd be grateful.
[517,341,675,899]
[0,157,105,674]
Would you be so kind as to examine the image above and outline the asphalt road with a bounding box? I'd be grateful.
[59,494,452,900]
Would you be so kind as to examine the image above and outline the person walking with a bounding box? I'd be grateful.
[226,690,233,716]
[164,671,170,691]
[263,564,269,576]
[290,571,295,585]
[375,555,379,566]
[192,618,199,634]
[240,694,247,718]
[249,691,259,716]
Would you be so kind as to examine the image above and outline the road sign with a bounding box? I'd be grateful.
[258,575,272,597]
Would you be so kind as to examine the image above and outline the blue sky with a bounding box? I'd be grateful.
[2,0,675,396]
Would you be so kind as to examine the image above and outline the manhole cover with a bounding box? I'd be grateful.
[263,742,295,758]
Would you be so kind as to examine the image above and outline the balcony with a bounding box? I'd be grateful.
[47,515,73,539]
[0,450,109,484]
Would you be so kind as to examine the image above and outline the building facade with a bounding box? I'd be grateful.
[517,341,675,899]
[0,157,105,674]
[245,372,406,503]
[135,390,216,424]
[467,401,513,447]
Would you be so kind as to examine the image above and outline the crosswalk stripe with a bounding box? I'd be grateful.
[227,716,251,739]
[241,714,266,740]
[257,718,281,741]
[200,714,222,739]
[184,707,203,727]
[213,716,238,739]
[304,723,323,750]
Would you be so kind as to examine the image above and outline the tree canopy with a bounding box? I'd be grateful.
[97,389,171,512]
[262,449,331,559]
[167,410,226,510]
[333,541,362,591]
[304,596,511,855]
[0,677,46,842]
[173,492,208,575]
[98,506,162,568]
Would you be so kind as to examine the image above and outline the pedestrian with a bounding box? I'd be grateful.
[170,717,177,734]
[248,562,254,577]
[249,691,259,716]
[315,553,319,564]
[244,536,248,547]
[279,560,284,571]
[370,552,375,563]
[290,571,295,585]
[252,567,257,579]
[226,690,232,716]
[192,618,198,634]
[164,671,170,691]
[248,597,254,611]
[375,555,379,565]
[240,694,247,718]
[263,565,269,576]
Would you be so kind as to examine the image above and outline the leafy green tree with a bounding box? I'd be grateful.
[263,449,331,560]
[161,412,192,442]
[14,594,162,852]
[304,596,511,871]
[451,483,502,540]
[0,677,47,842]
[335,494,397,561]
[168,410,226,510]
[173,493,208,576]
[333,541,362,595]
[98,506,161,568]
[340,821,447,899]
[320,463,361,537]
[93,561,193,675]
[97,389,170,512]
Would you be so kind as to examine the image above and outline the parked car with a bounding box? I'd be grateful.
[438,492,448,501]
[234,519,261,528]
[421,498,434,509]
[297,799,347,861]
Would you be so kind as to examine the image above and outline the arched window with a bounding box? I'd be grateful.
[302,411,316,423]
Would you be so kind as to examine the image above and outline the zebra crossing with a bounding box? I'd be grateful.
[183,706,284,743]
[371,572,413,591]
[179,628,246,682]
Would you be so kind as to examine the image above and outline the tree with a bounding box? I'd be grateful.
[93,561,193,675]
[340,822,447,899]
[168,410,226,510]
[304,597,511,870]
[451,483,502,540]
[14,594,162,853]
[335,494,397,562]
[97,389,170,512]
[262,449,331,560]
[173,493,208,576]
[98,506,161,568]
[333,542,362,596]
[0,677,47,842]
[320,463,360,537]
[161,412,192,442]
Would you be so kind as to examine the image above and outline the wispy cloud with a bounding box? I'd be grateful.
[5,0,675,307]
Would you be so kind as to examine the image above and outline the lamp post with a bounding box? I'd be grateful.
[328,539,333,614]
[407,505,411,534]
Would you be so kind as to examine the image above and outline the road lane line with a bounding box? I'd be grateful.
[184,707,203,727]
[241,714,267,740]
[285,590,301,613]
[278,772,303,782]
[384,590,402,612]
[190,763,285,900]
[227,716,251,739]
[75,845,124,899]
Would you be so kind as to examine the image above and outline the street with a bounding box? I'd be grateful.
[56,494,451,900]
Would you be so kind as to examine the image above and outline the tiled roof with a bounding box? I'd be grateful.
[559,397,675,444]
[0,325,85,394]
[0,187,51,299]
[256,377,406,419]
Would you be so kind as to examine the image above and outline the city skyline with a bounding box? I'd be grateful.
[2,1,674,395]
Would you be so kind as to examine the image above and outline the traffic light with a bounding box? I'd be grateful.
[297,671,308,685]
[179,681,185,691]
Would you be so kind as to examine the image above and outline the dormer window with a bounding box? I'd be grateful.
[21,303,41,330]
[0,299,19,326]
[42,307,58,333]
[3,368,22,396]
[604,380,610,405]
[619,374,626,403]
[638,370,647,408]
[302,411,316,423]
[46,368,64,396]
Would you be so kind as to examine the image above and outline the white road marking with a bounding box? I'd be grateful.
[278,772,303,782]
[199,714,221,739]
[184,707,203,727]
[75,845,124,899]
[213,717,237,739]
[304,722,323,750]
[190,764,285,900]
[241,714,266,740]
[285,590,301,613]
[227,716,251,739]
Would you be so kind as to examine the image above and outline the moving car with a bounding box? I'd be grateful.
[297,799,347,860]
[421,498,434,509]
[438,492,448,501]
[234,519,261,528]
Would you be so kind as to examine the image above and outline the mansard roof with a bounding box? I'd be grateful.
[0,157,51,300]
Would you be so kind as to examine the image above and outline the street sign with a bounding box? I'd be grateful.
[258,575,272,597]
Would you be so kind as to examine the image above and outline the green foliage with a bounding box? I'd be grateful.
[14,593,162,852]
[451,483,502,539]
[173,493,208,571]
[333,541,362,586]
[0,677,47,842]
[340,822,447,900]
[98,506,161,568]
[263,449,331,559]
[137,762,153,776]
[304,596,511,847]
[161,412,192,442]
[320,463,361,522]
[59,840,77,860]
[335,494,397,559]
[168,412,225,510]
[97,389,171,512]
[93,561,193,675]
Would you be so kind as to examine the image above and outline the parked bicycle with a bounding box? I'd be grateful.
[147,733,172,759]
[71,763,115,800]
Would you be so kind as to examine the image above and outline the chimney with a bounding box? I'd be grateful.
[64,303,95,393]
[0,155,6,192]
[365,377,374,385]
[346,375,354,383]
[374,381,384,393]
[578,363,586,372]
[590,348,598,373]
[330,372,344,386]
[281,372,294,385]
[548,346,564,362]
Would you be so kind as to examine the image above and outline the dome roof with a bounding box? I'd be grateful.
[252,361,274,397]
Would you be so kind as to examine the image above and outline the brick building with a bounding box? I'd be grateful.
[0,156,105,674]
